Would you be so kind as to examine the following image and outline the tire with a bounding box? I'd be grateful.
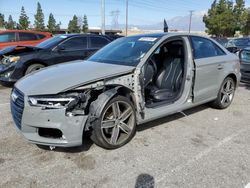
[25,64,45,75]
[210,77,236,109]
[90,95,136,149]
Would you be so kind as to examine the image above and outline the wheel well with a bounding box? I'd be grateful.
[226,73,237,85]
[116,87,136,108]
[23,61,47,75]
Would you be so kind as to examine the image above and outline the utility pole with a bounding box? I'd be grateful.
[101,0,105,35]
[188,10,194,33]
[125,0,128,36]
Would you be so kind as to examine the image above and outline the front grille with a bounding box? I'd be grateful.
[10,88,24,129]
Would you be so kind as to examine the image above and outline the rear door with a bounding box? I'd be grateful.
[191,36,227,103]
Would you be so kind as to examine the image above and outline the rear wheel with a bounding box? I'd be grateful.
[210,77,236,109]
[25,64,45,75]
[90,96,136,149]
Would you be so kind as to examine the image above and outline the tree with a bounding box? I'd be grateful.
[203,0,236,37]
[34,2,45,31]
[5,15,15,29]
[82,14,88,33]
[47,13,56,33]
[0,13,5,28]
[55,21,61,31]
[233,0,245,31]
[19,6,30,30]
[242,8,250,35]
[68,15,80,33]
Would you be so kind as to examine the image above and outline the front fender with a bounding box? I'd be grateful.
[86,86,121,129]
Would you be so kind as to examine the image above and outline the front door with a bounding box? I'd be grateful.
[138,37,194,123]
[53,36,88,64]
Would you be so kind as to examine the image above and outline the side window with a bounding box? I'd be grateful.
[191,36,226,59]
[0,32,15,42]
[19,32,38,41]
[90,36,109,48]
[60,37,87,50]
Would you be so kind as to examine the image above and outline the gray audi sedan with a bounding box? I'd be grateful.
[11,33,240,149]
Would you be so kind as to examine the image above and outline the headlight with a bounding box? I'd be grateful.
[2,56,20,65]
[3,70,14,78]
[28,96,77,109]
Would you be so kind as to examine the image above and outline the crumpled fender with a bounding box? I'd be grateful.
[86,86,122,129]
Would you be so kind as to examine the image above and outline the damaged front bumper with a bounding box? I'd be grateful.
[0,64,17,84]
[12,92,89,147]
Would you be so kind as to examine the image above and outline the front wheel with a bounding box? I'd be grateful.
[210,77,236,109]
[90,96,136,149]
[25,64,45,75]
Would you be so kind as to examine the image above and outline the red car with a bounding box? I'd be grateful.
[0,30,52,49]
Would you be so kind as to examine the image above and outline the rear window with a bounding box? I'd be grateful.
[240,50,250,63]
[90,36,110,48]
[0,32,15,42]
[191,36,226,59]
[37,34,46,40]
[61,37,87,50]
[19,32,38,41]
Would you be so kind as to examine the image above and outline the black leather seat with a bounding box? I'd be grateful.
[150,45,184,101]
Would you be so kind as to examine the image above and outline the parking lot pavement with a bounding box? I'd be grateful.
[0,84,250,188]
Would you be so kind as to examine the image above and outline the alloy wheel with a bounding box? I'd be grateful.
[220,79,235,106]
[101,101,135,146]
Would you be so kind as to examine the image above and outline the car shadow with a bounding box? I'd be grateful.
[40,105,209,153]
[239,82,250,90]
[137,105,209,132]
[38,131,94,153]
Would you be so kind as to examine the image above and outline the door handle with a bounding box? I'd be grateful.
[217,64,224,70]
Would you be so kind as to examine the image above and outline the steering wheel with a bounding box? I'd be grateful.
[148,57,157,75]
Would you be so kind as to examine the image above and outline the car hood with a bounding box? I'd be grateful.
[0,45,41,56]
[15,60,135,95]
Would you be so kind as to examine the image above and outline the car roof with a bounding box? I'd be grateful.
[0,30,51,35]
[126,32,209,39]
[58,33,110,37]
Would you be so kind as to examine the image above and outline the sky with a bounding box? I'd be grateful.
[1,0,250,29]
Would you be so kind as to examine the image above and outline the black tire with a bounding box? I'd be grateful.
[90,95,136,149]
[25,64,45,75]
[210,77,236,109]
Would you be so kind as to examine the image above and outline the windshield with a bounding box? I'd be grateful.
[36,35,65,49]
[88,36,160,66]
[233,38,250,46]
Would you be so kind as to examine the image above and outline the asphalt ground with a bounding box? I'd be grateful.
[0,83,250,188]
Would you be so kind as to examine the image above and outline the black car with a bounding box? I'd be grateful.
[0,34,112,86]
[226,37,250,53]
[239,48,250,82]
